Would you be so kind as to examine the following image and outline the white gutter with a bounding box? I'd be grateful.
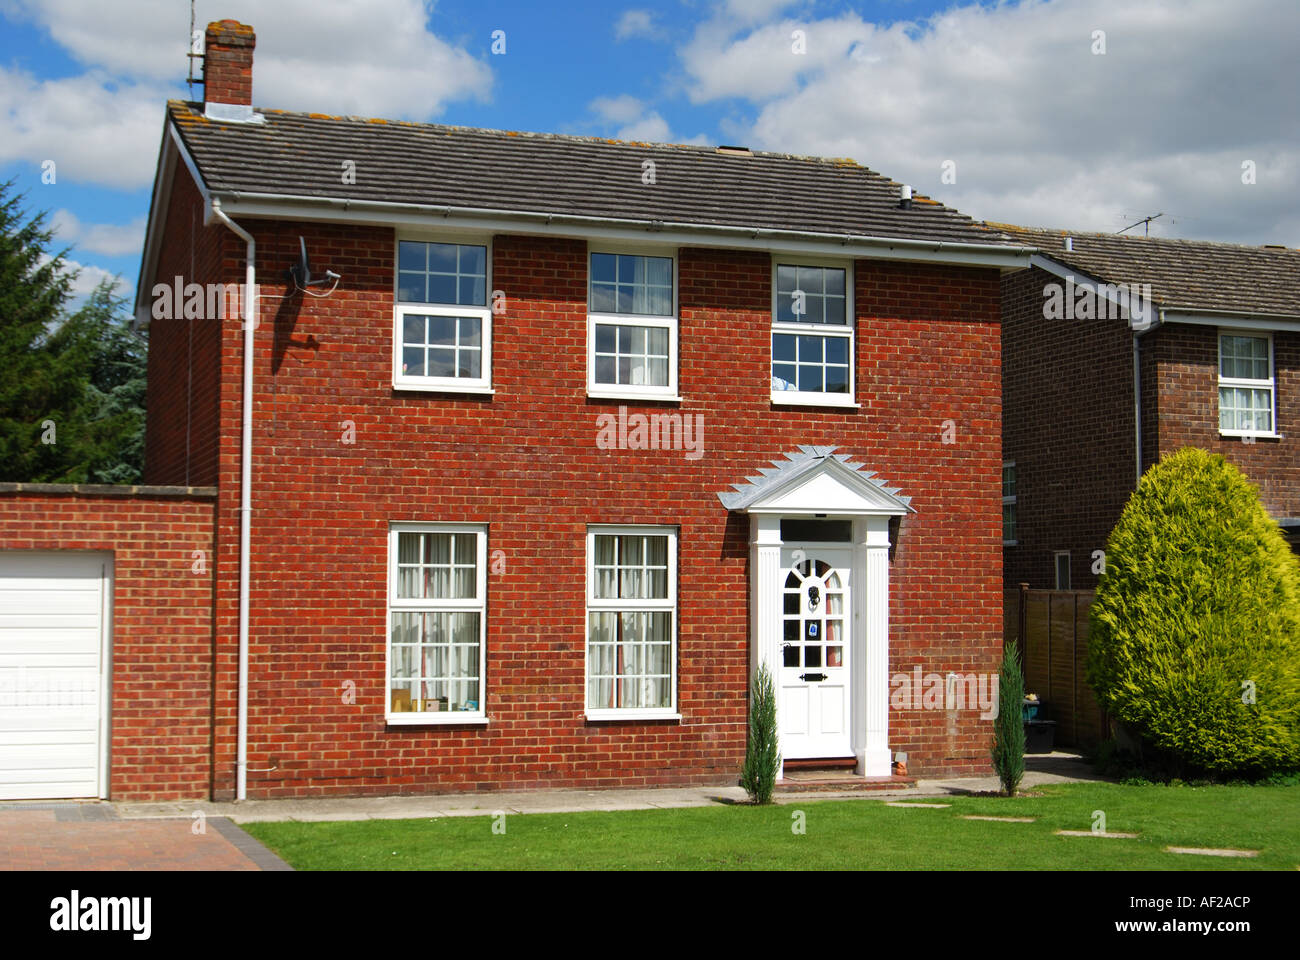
[206,197,255,802]
[211,189,1033,269]
[1160,308,1300,333]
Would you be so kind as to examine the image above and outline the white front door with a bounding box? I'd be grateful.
[778,546,851,759]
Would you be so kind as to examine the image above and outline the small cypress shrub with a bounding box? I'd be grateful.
[1087,447,1300,775]
[740,664,781,804]
[992,642,1026,796]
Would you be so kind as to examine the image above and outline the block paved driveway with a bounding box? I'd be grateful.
[0,804,290,871]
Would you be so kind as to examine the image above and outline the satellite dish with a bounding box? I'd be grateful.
[287,236,340,288]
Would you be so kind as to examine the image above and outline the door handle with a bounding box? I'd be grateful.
[799,673,828,682]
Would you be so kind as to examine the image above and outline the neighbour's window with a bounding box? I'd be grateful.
[394,240,492,392]
[585,526,677,718]
[1003,462,1017,545]
[588,252,677,400]
[1054,551,1071,591]
[1218,332,1274,435]
[388,524,488,722]
[771,262,853,404]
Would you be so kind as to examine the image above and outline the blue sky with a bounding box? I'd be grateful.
[1,0,1296,308]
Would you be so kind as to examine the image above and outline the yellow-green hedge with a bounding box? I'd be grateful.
[1087,448,1300,773]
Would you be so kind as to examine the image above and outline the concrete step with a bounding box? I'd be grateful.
[775,773,916,793]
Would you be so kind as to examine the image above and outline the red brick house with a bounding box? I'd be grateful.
[998,223,1300,591]
[0,20,1031,802]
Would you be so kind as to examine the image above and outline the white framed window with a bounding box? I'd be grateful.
[387,523,488,724]
[1218,331,1276,437]
[393,238,493,393]
[587,250,679,401]
[585,525,679,720]
[1054,551,1071,591]
[770,258,856,407]
[1002,461,1017,545]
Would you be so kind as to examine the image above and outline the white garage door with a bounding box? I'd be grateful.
[0,552,111,800]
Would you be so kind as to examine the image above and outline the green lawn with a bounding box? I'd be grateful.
[241,782,1300,870]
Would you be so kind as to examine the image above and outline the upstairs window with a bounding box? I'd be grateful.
[1002,462,1017,545]
[394,240,492,393]
[588,252,678,401]
[771,261,854,405]
[1218,332,1275,436]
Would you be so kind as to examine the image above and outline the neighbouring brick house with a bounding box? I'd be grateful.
[998,223,1300,592]
[0,19,1033,802]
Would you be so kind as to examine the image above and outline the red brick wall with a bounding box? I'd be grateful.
[180,220,1005,796]
[143,159,226,487]
[1003,265,1300,591]
[0,488,216,801]
[856,261,1004,777]
[1151,324,1300,517]
[1001,265,1137,589]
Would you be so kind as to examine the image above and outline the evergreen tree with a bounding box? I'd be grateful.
[740,664,781,804]
[992,642,1026,796]
[0,181,145,483]
[67,279,147,484]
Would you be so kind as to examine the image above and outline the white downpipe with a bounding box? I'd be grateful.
[208,197,255,801]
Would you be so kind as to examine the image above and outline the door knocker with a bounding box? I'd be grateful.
[807,585,821,610]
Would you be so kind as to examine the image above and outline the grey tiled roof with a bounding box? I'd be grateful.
[718,445,911,511]
[989,222,1300,317]
[169,100,1017,245]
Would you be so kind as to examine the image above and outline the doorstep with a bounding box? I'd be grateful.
[775,773,916,794]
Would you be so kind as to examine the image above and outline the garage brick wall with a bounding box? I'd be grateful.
[0,486,216,801]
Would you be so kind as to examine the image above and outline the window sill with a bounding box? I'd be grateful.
[1219,431,1281,440]
[587,390,683,403]
[585,710,681,722]
[386,714,490,726]
[771,393,860,408]
[393,381,495,395]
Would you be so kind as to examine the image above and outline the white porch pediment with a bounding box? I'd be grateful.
[722,446,907,780]
[717,445,912,517]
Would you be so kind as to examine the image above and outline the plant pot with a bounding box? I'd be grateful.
[1024,719,1056,754]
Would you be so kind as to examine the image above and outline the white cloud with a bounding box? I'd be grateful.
[590,94,647,127]
[51,209,147,257]
[675,0,1300,244]
[0,0,493,189]
[615,9,659,41]
[720,0,797,28]
[589,95,708,145]
[63,257,124,300]
[680,13,869,104]
[0,67,166,190]
[35,252,129,309]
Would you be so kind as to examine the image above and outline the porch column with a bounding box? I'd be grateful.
[854,516,893,777]
[750,514,783,778]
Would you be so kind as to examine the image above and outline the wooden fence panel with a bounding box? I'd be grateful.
[1004,587,1106,748]
[1023,592,1052,715]
[1073,599,1107,745]
[1046,593,1069,742]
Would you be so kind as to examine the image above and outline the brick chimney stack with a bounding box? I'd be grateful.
[202,20,256,110]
